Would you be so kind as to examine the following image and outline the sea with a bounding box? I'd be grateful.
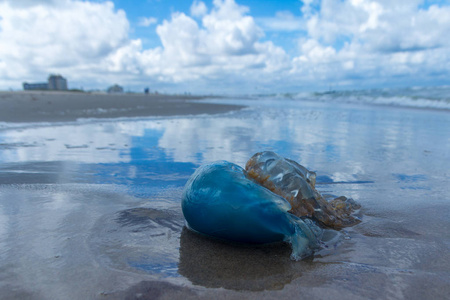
[218,85,450,110]
[0,86,449,299]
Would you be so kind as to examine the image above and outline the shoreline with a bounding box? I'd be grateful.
[0,91,245,123]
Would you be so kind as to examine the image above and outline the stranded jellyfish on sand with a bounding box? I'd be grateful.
[181,151,361,260]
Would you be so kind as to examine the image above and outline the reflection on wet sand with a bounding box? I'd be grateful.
[178,227,311,291]
[89,207,183,277]
[105,280,197,300]
[90,205,338,291]
[91,205,318,291]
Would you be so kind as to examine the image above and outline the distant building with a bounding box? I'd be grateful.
[23,74,68,91]
[48,74,68,90]
[107,84,124,94]
[23,82,48,90]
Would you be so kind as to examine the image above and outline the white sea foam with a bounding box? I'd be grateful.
[285,86,450,110]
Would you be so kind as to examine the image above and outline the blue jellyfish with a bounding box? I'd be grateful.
[181,161,322,260]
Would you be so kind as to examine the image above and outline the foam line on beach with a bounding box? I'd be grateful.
[237,86,450,111]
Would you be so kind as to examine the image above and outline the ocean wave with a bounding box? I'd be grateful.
[265,86,450,110]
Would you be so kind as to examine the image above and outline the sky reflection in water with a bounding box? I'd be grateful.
[0,99,449,294]
[0,99,447,192]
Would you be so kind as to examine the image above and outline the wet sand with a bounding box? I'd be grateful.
[0,95,449,299]
[0,91,244,123]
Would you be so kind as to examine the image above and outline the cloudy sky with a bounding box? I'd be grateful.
[0,0,449,94]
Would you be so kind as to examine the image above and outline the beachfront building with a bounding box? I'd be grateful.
[23,74,68,91]
[107,84,124,93]
[48,74,68,90]
[23,82,48,90]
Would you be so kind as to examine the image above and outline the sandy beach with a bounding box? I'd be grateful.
[0,91,244,123]
[0,91,449,299]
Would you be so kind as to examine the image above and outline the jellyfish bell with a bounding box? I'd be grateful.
[181,161,322,260]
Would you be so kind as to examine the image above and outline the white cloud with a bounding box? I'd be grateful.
[105,0,290,87]
[0,0,129,86]
[138,16,157,27]
[257,11,305,31]
[0,0,291,91]
[290,0,450,87]
[0,0,449,92]
[301,0,319,16]
[303,0,450,52]
[2,0,59,8]
[190,0,208,17]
